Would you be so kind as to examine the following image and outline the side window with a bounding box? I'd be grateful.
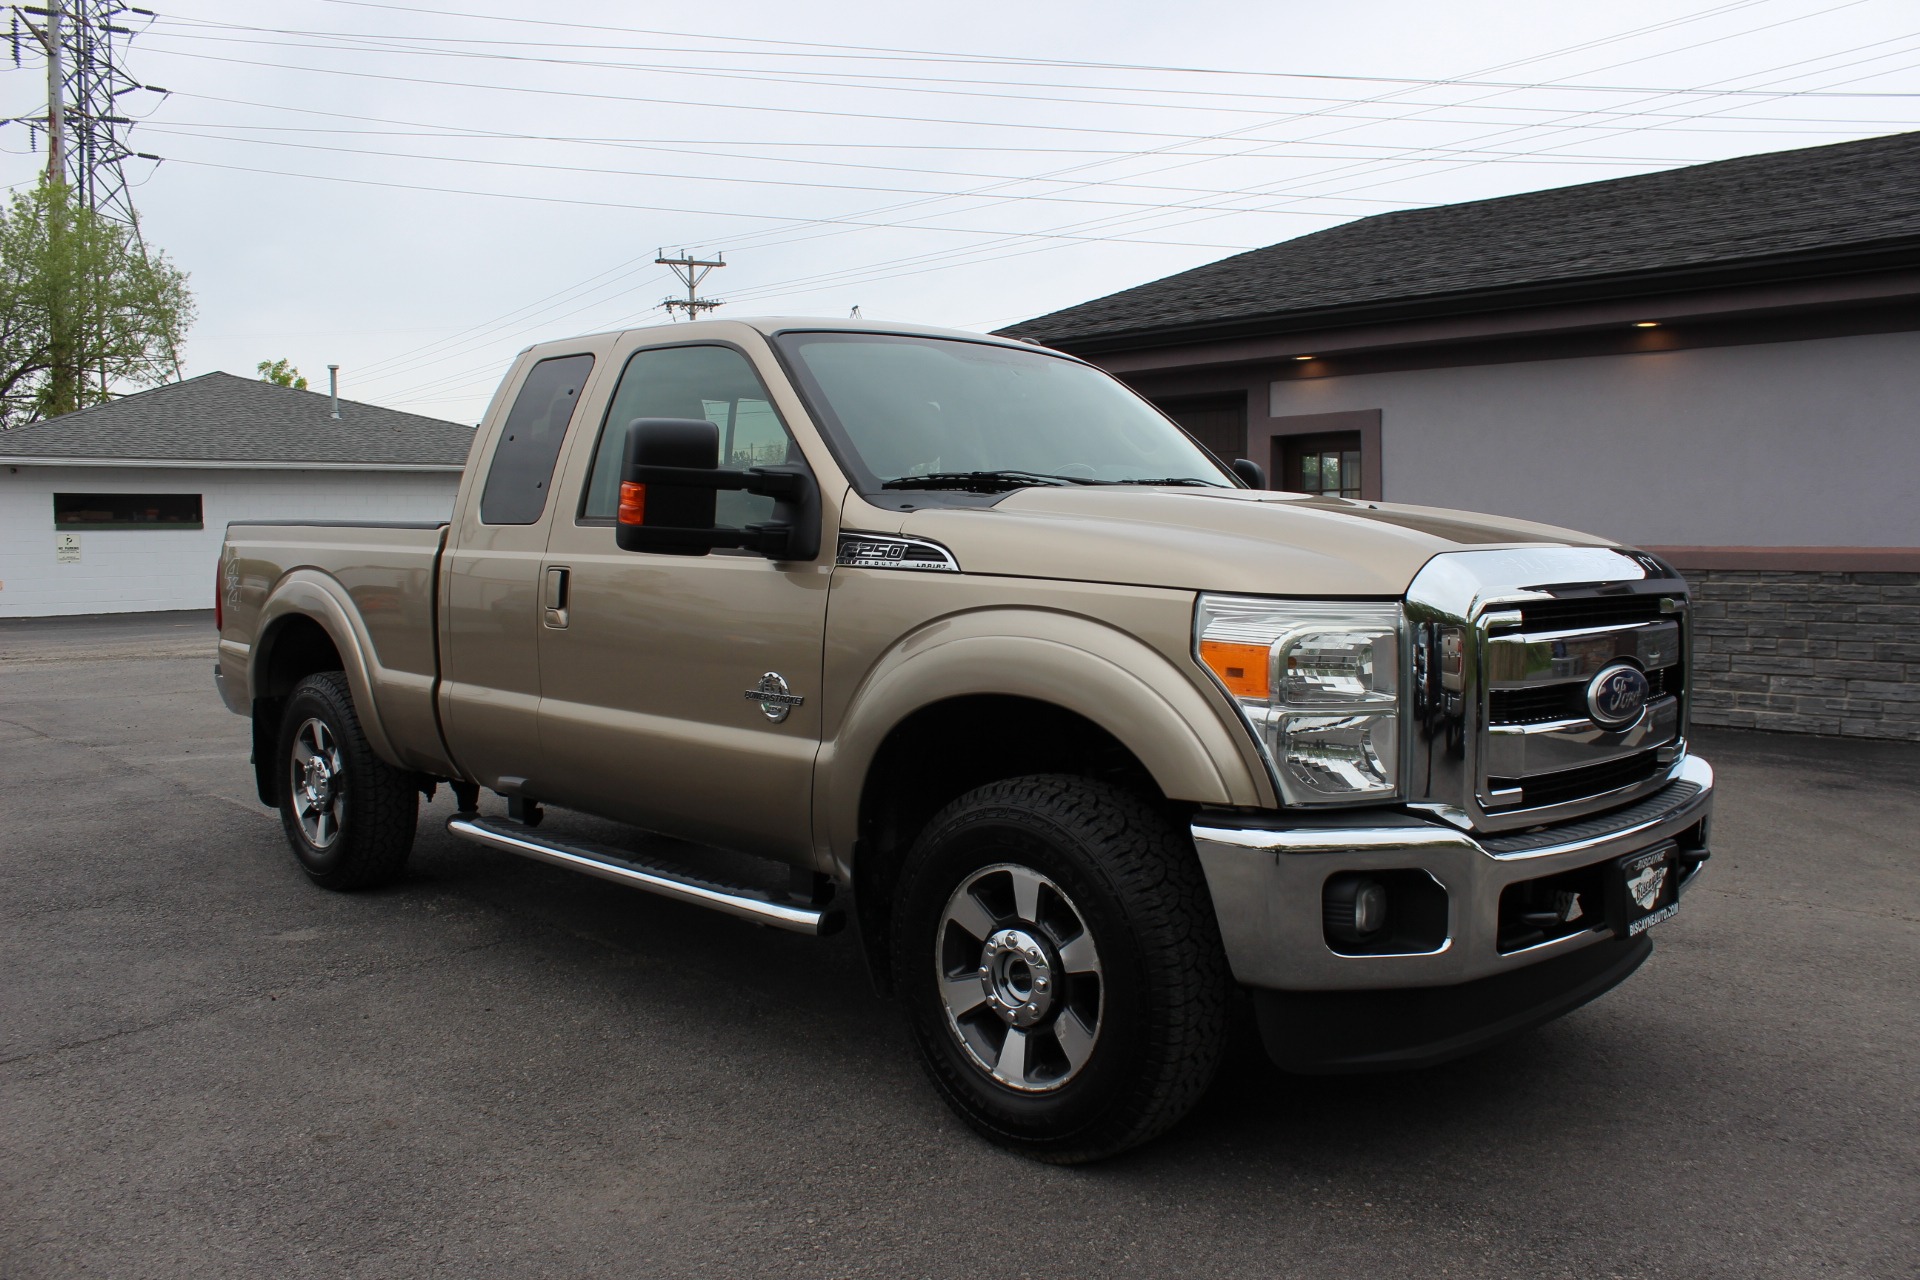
[479,354,595,525]
[581,345,798,528]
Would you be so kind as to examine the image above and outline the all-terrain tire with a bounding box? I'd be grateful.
[893,774,1230,1163]
[276,670,417,890]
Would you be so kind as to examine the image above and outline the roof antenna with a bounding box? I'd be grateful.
[849,305,861,319]
[328,365,341,420]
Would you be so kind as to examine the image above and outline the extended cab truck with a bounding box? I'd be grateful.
[216,318,1714,1163]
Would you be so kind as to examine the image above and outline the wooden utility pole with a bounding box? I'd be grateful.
[43,0,66,186]
[656,251,725,320]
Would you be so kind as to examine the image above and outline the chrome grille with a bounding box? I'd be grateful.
[1480,606,1685,812]
[1406,547,1692,834]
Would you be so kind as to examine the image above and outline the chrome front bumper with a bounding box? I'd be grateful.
[1192,753,1713,992]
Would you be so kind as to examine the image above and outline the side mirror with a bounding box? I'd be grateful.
[615,418,821,561]
[1231,457,1266,489]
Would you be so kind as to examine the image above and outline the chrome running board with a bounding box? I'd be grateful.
[446,816,839,936]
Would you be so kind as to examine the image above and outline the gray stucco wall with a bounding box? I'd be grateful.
[1267,329,1920,549]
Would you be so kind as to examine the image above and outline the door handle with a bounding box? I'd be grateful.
[543,566,569,628]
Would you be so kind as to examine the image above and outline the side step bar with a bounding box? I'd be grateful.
[446,816,840,936]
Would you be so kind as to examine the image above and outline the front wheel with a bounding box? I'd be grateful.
[893,775,1230,1163]
[275,670,417,890]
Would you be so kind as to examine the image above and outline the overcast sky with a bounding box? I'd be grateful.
[5,0,1918,424]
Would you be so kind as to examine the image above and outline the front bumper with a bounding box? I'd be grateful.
[1192,754,1711,1064]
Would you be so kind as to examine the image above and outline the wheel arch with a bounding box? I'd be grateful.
[819,613,1269,991]
[249,572,404,792]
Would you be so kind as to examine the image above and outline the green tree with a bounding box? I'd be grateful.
[256,358,309,390]
[0,178,193,429]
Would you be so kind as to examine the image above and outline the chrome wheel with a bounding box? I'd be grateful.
[935,863,1104,1093]
[289,716,346,850]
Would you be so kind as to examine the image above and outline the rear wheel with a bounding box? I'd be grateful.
[276,671,417,890]
[893,774,1229,1163]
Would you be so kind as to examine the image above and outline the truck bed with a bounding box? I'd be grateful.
[218,520,452,776]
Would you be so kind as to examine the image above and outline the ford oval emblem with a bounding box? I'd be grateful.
[1586,662,1651,730]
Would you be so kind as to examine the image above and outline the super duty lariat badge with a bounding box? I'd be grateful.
[745,671,804,722]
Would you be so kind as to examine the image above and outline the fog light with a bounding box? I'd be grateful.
[1324,874,1389,944]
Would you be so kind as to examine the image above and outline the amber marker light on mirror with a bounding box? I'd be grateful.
[617,480,647,525]
[1294,354,1316,361]
[1634,321,1660,328]
[1199,640,1272,701]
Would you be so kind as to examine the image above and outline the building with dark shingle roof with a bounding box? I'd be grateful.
[1001,131,1920,742]
[1001,129,1920,353]
[1,372,473,617]
[0,371,474,467]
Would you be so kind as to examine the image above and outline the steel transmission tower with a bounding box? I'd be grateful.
[656,250,725,320]
[10,1,179,384]
[13,1,158,224]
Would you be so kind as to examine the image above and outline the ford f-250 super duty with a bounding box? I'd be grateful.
[216,318,1713,1162]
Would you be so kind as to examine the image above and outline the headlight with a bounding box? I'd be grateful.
[1195,595,1403,805]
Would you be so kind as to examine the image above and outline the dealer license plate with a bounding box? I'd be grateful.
[1611,844,1681,938]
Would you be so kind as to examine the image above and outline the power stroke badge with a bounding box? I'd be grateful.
[745,672,805,723]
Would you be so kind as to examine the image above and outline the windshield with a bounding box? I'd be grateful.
[774,332,1234,492]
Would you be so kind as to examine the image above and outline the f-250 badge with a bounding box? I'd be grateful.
[745,672,805,723]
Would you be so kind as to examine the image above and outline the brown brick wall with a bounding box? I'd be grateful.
[1687,569,1920,741]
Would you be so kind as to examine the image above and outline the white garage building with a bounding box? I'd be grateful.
[0,372,473,617]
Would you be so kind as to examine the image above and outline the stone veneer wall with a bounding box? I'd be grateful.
[1687,569,1920,741]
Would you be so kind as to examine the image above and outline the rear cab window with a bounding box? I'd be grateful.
[479,354,596,525]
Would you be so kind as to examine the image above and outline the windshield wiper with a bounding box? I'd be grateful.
[1092,476,1224,487]
[880,470,1086,492]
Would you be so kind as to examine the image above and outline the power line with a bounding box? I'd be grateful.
[152,154,1264,249]
[360,2,1874,396]
[689,0,1911,309]
[136,20,1920,107]
[164,84,1920,144]
[137,126,1454,214]
[131,34,1920,156]
[332,3,1920,402]
[745,0,1895,293]
[301,0,1920,97]
[113,0,1920,416]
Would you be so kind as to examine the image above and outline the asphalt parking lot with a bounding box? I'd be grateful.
[2,610,1915,1279]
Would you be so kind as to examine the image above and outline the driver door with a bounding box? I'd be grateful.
[533,339,836,862]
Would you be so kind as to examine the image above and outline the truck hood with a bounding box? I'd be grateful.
[893,486,1615,597]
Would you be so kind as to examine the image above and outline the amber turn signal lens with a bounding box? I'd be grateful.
[617,480,646,525]
[1199,639,1271,700]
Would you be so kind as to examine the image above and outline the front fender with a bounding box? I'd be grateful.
[818,607,1272,876]
[251,571,406,769]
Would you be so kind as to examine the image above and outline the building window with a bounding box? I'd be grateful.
[1254,409,1381,500]
[53,492,203,530]
[1154,394,1247,467]
[1282,433,1363,498]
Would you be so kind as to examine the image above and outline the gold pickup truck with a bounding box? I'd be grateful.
[216,318,1713,1162]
